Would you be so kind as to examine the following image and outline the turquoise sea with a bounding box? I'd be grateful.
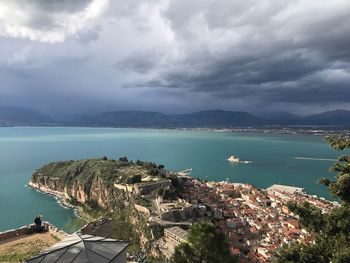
[0,128,341,233]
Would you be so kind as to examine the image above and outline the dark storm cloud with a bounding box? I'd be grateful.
[1,0,350,115]
[116,0,350,110]
[116,48,165,74]
[27,0,92,12]
[22,0,92,29]
[2,0,92,29]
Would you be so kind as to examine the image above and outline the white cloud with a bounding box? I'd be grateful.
[0,0,109,43]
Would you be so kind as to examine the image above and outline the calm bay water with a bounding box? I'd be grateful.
[0,127,340,232]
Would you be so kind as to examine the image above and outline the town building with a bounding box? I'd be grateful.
[164,226,188,246]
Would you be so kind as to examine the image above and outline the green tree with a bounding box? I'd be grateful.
[125,174,142,184]
[275,135,350,263]
[119,156,128,162]
[171,222,238,263]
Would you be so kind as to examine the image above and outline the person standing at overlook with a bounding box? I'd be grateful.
[34,215,42,232]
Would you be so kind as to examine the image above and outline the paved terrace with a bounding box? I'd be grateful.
[266,184,304,194]
[0,225,63,262]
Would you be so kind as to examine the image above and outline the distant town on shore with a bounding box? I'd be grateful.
[1,106,350,130]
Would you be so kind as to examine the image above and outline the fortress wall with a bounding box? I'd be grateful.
[0,221,66,242]
[0,224,36,241]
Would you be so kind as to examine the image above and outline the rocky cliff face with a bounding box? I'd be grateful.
[30,159,133,209]
[31,171,118,209]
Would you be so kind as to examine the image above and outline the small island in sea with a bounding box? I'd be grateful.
[23,156,338,262]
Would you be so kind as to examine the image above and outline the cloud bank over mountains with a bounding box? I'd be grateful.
[0,0,349,115]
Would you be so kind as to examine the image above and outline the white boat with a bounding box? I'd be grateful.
[227,155,252,164]
[227,155,241,162]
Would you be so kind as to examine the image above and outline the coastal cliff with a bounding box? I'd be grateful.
[29,158,164,209]
[28,157,171,259]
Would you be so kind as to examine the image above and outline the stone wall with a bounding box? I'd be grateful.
[136,180,171,195]
[134,204,151,216]
[0,223,44,242]
[160,206,195,222]
[0,221,66,242]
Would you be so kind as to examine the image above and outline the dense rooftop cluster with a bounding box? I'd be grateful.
[177,177,338,262]
[28,156,342,262]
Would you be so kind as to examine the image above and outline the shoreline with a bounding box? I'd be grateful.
[27,181,90,223]
[27,177,339,213]
[1,126,349,137]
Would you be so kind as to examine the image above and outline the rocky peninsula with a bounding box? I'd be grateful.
[28,156,173,259]
[28,156,340,262]
[29,157,166,208]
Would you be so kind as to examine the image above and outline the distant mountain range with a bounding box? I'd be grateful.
[1,106,350,128]
[80,110,269,128]
[0,106,56,126]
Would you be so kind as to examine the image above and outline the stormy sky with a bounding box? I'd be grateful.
[0,0,350,116]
